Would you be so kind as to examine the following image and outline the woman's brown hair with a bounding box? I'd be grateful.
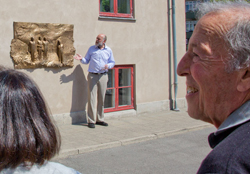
[0,68,61,171]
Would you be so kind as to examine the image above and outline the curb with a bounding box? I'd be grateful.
[55,123,212,159]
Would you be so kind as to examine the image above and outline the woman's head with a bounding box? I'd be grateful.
[0,68,61,170]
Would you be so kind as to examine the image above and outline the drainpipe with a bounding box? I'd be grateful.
[171,0,179,111]
[168,0,173,110]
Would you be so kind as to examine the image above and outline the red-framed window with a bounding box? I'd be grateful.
[99,0,133,18]
[104,65,134,112]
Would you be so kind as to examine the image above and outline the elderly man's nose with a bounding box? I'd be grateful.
[177,54,190,76]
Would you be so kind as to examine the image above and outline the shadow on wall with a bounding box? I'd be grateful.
[60,64,88,124]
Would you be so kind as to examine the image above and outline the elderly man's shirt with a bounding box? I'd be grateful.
[197,100,250,173]
[208,99,250,149]
[216,100,250,135]
[81,45,115,73]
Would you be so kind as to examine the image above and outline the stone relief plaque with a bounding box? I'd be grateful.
[10,22,75,69]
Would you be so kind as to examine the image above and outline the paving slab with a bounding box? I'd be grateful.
[54,110,212,159]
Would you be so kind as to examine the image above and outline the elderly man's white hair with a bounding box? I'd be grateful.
[195,0,250,72]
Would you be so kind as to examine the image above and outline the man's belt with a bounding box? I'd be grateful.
[90,72,107,75]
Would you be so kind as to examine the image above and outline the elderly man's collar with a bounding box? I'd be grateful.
[215,100,250,135]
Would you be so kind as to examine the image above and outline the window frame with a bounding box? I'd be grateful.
[99,0,134,18]
[104,65,134,113]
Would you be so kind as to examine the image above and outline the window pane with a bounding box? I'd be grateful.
[100,0,114,12]
[118,0,130,14]
[119,88,131,106]
[107,69,115,88]
[105,89,115,108]
[119,68,131,87]
[185,5,189,12]
[186,22,190,32]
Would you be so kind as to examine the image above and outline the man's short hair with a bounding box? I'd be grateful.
[104,35,107,42]
[196,1,250,72]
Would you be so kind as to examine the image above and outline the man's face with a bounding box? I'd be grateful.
[177,14,244,128]
[95,35,105,47]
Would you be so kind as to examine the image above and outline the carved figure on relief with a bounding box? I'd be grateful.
[37,37,43,61]
[28,37,36,62]
[43,37,49,59]
[57,40,64,64]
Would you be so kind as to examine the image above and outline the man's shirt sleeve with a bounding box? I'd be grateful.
[107,48,115,69]
[80,47,91,64]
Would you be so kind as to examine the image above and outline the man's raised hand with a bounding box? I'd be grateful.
[74,54,82,60]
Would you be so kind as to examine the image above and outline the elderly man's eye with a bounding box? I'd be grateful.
[193,53,200,62]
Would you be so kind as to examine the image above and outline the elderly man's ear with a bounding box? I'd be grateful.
[237,68,250,92]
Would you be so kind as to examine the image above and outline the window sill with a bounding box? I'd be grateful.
[98,16,136,22]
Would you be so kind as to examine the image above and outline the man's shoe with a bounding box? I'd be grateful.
[96,121,108,126]
[88,123,95,128]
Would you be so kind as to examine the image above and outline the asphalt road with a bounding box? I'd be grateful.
[54,126,216,174]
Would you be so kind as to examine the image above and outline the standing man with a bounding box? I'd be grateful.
[74,34,115,128]
[177,1,250,173]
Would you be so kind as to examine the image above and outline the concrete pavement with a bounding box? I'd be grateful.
[55,109,212,159]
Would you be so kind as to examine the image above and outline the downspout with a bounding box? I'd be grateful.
[168,0,173,110]
[172,0,179,111]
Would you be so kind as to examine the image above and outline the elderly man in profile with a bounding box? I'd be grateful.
[177,1,250,173]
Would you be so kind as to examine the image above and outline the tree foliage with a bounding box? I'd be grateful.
[101,0,111,12]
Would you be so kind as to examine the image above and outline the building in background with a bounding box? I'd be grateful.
[185,0,210,49]
[0,0,186,124]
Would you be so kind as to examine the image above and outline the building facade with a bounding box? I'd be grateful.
[185,0,210,49]
[0,0,186,124]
